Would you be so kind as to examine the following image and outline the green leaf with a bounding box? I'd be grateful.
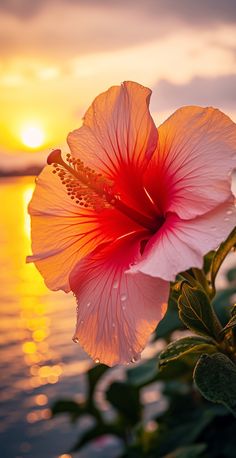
[226,266,236,284]
[194,352,236,417]
[85,364,109,421]
[127,357,158,387]
[203,250,216,274]
[178,283,222,340]
[156,359,191,381]
[106,381,141,424]
[211,227,236,290]
[159,336,217,368]
[121,447,146,458]
[212,287,235,327]
[156,403,216,456]
[51,399,84,422]
[71,423,122,451]
[87,363,109,399]
[155,288,184,339]
[221,304,236,334]
[163,443,207,458]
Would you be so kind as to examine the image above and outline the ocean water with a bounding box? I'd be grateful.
[0,176,174,458]
[0,177,93,458]
[0,176,235,458]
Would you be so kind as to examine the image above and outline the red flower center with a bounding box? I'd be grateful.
[48,149,164,234]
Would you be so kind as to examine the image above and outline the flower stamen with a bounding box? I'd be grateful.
[48,149,164,233]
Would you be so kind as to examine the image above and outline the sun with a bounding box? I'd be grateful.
[21,123,45,149]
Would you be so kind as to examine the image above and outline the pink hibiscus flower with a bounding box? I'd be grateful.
[27,81,236,366]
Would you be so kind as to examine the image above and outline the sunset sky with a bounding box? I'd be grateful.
[1,0,236,169]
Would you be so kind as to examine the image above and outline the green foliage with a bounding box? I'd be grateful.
[126,357,158,387]
[51,399,85,422]
[203,251,216,275]
[163,443,207,458]
[226,266,236,283]
[159,336,217,369]
[194,353,236,417]
[178,283,222,340]
[71,423,123,452]
[155,287,184,340]
[51,250,236,457]
[212,287,235,326]
[51,362,109,428]
[87,364,109,399]
[221,304,236,334]
[211,227,236,292]
[211,264,236,327]
[106,381,141,425]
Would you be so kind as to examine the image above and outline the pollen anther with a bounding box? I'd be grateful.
[48,149,164,232]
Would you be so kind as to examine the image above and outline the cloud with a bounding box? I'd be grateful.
[1,0,236,62]
[0,2,174,58]
[147,0,236,26]
[151,74,236,113]
[1,0,236,26]
[0,0,44,19]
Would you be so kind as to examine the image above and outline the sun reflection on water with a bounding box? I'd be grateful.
[0,177,83,422]
[14,179,66,391]
[0,175,165,456]
[22,184,34,238]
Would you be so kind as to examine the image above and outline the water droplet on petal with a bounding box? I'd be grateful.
[226,210,233,215]
[122,305,126,310]
[130,356,137,363]
[87,302,91,307]
[73,337,79,344]
[95,358,100,364]
[113,280,119,289]
[211,226,217,231]
[224,217,229,221]
[112,322,115,328]
[80,320,84,324]
[121,294,127,302]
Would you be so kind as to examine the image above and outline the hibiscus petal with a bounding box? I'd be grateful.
[27,165,140,292]
[67,81,158,179]
[129,198,236,281]
[69,236,169,366]
[147,106,236,219]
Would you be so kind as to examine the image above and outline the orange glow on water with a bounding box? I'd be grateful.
[22,184,34,237]
[59,455,72,458]
[27,411,38,423]
[0,177,83,422]
[35,394,48,406]
[33,329,48,342]
[22,341,37,354]
[26,408,50,423]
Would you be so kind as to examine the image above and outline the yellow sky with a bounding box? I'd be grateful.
[1,0,236,165]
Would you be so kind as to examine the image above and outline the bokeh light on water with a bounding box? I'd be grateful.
[0,176,91,458]
[0,176,168,458]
